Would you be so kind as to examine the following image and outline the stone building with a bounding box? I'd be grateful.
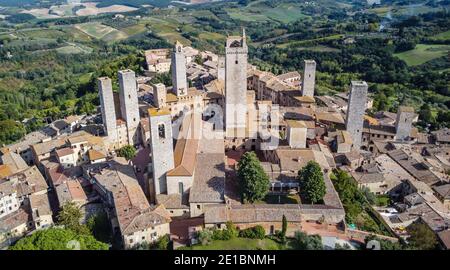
[118,69,140,146]
[149,108,175,196]
[90,158,171,249]
[98,77,117,143]
[153,83,167,109]
[225,30,248,138]
[171,41,188,97]
[395,106,417,141]
[301,60,316,97]
[345,81,368,150]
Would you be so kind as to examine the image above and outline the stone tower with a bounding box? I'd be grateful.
[302,60,316,97]
[153,83,166,109]
[395,106,416,141]
[98,77,117,142]
[225,29,248,138]
[171,41,188,97]
[345,81,368,150]
[118,69,140,145]
[149,108,174,195]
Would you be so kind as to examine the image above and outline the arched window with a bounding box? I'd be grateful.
[230,40,241,48]
[158,124,165,139]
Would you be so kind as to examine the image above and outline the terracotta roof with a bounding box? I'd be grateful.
[148,108,170,117]
[0,152,28,174]
[438,230,450,249]
[286,120,307,128]
[29,193,52,216]
[168,113,199,177]
[0,164,13,179]
[315,111,345,124]
[204,204,345,225]
[88,149,106,161]
[56,180,88,206]
[56,147,74,158]
[0,207,30,231]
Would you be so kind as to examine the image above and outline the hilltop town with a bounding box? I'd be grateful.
[1,28,450,250]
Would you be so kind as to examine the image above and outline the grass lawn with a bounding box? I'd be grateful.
[261,194,301,204]
[186,238,283,250]
[394,44,450,66]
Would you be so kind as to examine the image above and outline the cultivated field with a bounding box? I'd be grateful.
[75,2,138,16]
[394,44,450,66]
[75,22,128,42]
[20,2,138,19]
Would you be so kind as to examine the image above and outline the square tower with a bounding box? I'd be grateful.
[149,108,174,195]
[302,60,316,97]
[345,81,368,150]
[225,29,248,138]
[153,83,166,108]
[395,106,416,141]
[98,77,117,142]
[118,69,140,145]
[171,41,188,97]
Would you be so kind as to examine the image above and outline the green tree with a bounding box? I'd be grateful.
[364,235,403,250]
[407,223,438,250]
[281,215,287,241]
[87,211,112,243]
[293,231,323,250]
[237,151,270,203]
[58,202,90,235]
[298,161,326,204]
[154,234,171,250]
[117,145,137,160]
[9,228,109,250]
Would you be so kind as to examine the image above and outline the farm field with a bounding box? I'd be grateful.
[75,22,128,42]
[75,2,138,16]
[276,34,345,49]
[430,30,450,41]
[56,43,93,54]
[394,44,450,66]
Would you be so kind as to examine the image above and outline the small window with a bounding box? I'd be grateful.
[235,60,238,64]
[179,182,184,194]
[196,205,201,210]
[158,124,165,139]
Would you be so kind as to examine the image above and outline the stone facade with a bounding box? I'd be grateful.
[153,83,167,108]
[225,31,248,138]
[118,69,140,146]
[302,60,316,97]
[171,41,188,97]
[98,77,117,142]
[395,106,416,141]
[149,109,175,195]
[345,81,368,149]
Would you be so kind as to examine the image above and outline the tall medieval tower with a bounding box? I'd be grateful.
[345,81,368,150]
[225,29,248,138]
[118,69,140,146]
[395,106,416,141]
[302,60,316,97]
[149,108,174,195]
[98,77,117,143]
[171,41,188,97]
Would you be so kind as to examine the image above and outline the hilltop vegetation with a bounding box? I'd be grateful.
[0,0,449,145]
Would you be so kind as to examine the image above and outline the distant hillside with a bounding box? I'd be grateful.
[95,0,175,8]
